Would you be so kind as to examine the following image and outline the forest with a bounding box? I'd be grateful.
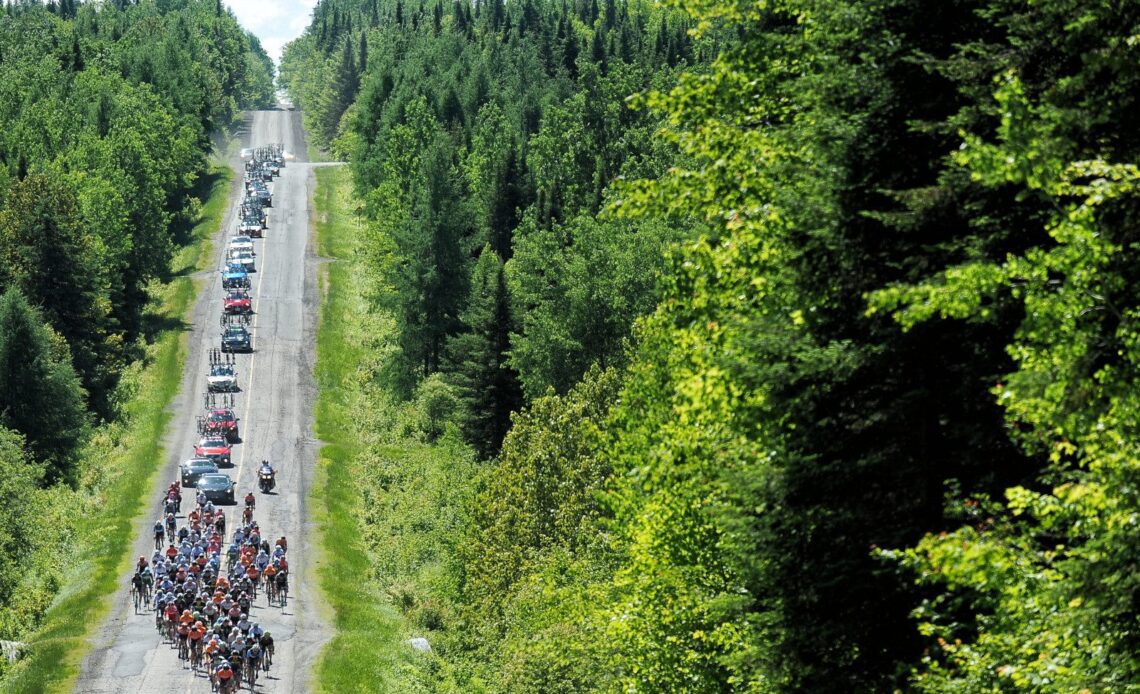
[0,0,273,683]
[283,0,1140,691]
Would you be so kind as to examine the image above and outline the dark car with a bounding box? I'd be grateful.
[197,473,236,504]
[194,436,233,467]
[241,201,266,223]
[180,457,219,487]
[221,325,252,353]
[239,214,264,237]
[251,184,271,207]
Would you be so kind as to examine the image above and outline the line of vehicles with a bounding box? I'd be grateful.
[179,145,286,502]
[130,143,292,692]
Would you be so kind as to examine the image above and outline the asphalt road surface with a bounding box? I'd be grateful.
[76,109,330,692]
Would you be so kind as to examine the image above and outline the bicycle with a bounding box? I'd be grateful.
[190,640,202,670]
[265,578,276,606]
[245,657,259,688]
[262,641,274,671]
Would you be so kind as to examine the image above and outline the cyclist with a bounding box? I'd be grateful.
[274,567,288,603]
[244,491,255,510]
[244,638,263,683]
[163,600,179,640]
[153,519,165,549]
[214,657,235,693]
[168,481,182,512]
[254,547,270,572]
[259,631,274,669]
[188,620,206,667]
[130,571,145,608]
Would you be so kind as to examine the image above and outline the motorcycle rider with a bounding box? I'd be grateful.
[258,460,275,490]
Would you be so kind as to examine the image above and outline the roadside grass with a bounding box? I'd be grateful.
[311,166,409,691]
[0,163,233,693]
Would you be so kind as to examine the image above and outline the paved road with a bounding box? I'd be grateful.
[76,109,329,693]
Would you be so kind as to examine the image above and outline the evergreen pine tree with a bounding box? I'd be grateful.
[0,287,87,482]
[445,246,522,458]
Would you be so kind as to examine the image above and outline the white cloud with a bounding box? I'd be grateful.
[225,0,316,64]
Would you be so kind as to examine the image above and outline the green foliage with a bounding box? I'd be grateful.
[444,246,521,457]
[873,66,1140,690]
[0,288,87,482]
[455,366,621,691]
[507,213,683,398]
[311,165,475,692]
[0,163,231,692]
[0,0,269,685]
[0,427,50,608]
[298,0,1140,692]
[0,0,274,416]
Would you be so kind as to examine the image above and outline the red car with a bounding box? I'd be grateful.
[202,408,240,443]
[224,290,253,314]
[195,436,233,467]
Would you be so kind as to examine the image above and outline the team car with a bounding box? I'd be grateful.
[250,182,272,207]
[222,263,250,289]
[223,289,253,314]
[194,435,233,467]
[207,362,238,392]
[180,457,219,487]
[228,249,256,273]
[199,406,240,442]
[239,213,264,237]
[230,235,255,253]
[197,473,236,504]
[221,324,252,353]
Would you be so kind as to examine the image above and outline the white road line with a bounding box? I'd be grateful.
[235,201,271,485]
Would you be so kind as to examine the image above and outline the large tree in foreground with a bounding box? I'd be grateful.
[0,287,87,482]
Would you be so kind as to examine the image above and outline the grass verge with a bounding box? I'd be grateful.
[310,166,408,691]
[1,163,233,693]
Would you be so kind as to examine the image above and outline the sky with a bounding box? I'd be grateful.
[225,0,318,66]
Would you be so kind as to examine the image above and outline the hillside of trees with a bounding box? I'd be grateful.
[0,0,272,677]
[286,0,1140,691]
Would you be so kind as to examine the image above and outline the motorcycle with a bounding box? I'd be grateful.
[259,471,275,493]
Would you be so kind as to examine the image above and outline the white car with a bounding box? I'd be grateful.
[228,249,256,273]
[207,363,238,392]
[229,236,255,254]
